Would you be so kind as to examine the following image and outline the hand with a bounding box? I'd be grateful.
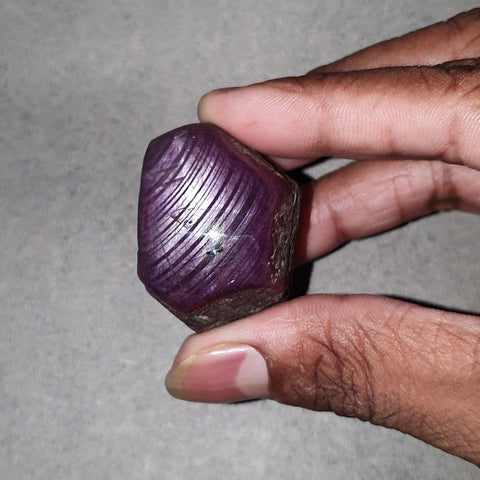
[165,9,480,466]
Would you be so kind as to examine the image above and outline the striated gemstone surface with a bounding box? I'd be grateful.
[137,123,300,332]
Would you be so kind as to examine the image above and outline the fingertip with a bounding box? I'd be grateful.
[197,87,239,123]
[196,80,312,158]
[197,90,217,123]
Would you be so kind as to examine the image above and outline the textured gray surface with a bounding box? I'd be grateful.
[1,1,479,479]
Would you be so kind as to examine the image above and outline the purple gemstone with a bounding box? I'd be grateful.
[138,123,300,332]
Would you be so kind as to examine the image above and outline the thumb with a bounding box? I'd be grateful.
[165,294,480,465]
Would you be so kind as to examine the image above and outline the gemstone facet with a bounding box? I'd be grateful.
[138,123,300,332]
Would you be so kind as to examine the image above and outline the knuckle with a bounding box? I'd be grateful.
[277,299,394,423]
[312,321,384,422]
[268,296,480,464]
[426,162,459,211]
[299,299,419,427]
[431,60,480,165]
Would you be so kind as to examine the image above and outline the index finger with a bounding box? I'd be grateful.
[311,9,480,73]
[198,62,480,170]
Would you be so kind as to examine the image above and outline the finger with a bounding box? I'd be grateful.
[166,294,480,465]
[198,62,480,169]
[295,160,480,265]
[309,9,480,73]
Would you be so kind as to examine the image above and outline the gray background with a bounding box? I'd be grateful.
[2,0,479,478]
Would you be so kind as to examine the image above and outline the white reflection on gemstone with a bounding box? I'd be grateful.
[203,227,226,256]
[203,227,224,243]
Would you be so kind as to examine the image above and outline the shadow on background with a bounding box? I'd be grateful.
[286,167,316,300]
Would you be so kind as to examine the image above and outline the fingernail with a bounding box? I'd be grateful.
[165,344,269,403]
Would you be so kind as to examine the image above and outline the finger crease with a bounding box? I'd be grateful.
[389,173,410,225]
[323,197,349,246]
[428,163,458,211]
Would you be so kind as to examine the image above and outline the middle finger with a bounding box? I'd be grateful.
[294,160,480,265]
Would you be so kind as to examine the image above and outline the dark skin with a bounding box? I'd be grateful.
[166,9,480,466]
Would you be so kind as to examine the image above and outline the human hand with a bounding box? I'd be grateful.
[165,9,480,466]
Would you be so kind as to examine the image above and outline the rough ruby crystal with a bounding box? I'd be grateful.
[138,123,300,332]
